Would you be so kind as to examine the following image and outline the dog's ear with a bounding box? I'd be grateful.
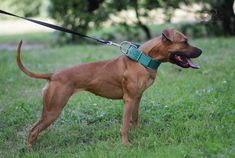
[162,28,174,42]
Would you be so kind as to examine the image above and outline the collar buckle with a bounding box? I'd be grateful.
[120,41,137,55]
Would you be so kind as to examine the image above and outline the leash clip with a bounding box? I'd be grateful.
[106,41,121,47]
[120,41,137,54]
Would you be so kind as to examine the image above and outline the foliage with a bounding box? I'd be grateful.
[48,0,110,43]
[1,0,43,17]
[47,0,235,42]
[47,0,166,43]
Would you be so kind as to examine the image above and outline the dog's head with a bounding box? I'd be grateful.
[160,28,202,69]
[143,29,202,69]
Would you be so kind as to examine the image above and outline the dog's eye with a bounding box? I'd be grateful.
[183,40,188,44]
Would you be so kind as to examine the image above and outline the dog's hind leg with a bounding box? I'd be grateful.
[27,81,74,146]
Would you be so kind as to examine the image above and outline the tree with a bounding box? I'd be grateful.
[5,0,233,43]
[162,0,235,36]
[208,0,235,35]
[48,0,162,42]
[107,0,161,40]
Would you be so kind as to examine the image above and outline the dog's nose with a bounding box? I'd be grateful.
[197,48,202,56]
[190,47,202,58]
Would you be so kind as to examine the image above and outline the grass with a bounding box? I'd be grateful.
[0,32,235,158]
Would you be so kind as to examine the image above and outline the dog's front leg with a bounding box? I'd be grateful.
[131,95,142,128]
[121,94,140,144]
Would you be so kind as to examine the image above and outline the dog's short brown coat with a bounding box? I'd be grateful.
[16,29,202,146]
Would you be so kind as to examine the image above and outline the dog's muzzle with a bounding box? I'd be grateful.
[170,48,202,69]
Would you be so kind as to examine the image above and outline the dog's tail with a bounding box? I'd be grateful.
[16,40,52,80]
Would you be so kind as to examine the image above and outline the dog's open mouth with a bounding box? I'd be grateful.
[170,54,200,69]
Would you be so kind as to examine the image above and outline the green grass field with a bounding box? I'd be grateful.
[0,32,235,158]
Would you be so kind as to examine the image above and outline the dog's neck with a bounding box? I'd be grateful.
[138,37,167,62]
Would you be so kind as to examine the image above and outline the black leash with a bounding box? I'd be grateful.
[0,9,118,46]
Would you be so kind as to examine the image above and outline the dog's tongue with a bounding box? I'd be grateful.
[187,58,200,69]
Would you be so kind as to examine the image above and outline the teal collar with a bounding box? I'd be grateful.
[125,45,161,70]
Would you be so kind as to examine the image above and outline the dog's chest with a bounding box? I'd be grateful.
[144,76,155,89]
[138,75,155,92]
[146,78,154,88]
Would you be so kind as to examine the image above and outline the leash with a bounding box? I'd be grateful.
[0,9,161,70]
[0,9,118,46]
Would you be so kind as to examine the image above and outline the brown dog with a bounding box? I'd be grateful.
[16,28,201,146]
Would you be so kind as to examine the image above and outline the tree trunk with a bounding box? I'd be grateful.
[133,0,152,39]
[137,22,152,39]
[214,0,235,35]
